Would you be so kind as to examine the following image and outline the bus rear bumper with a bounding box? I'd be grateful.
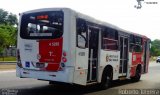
[16,66,74,83]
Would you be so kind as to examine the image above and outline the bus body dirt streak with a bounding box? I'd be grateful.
[16,8,150,89]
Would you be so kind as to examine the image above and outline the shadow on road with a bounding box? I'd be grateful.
[111,79,140,87]
[16,80,139,95]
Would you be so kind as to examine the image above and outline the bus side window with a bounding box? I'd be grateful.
[102,27,118,50]
[129,35,142,52]
[135,36,142,52]
[129,35,135,52]
[76,18,87,49]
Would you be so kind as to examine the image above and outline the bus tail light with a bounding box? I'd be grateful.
[62,51,67,63]
[59,51,67,70]
[17,49,22,68]
[62,57,67,63]
[63,51,67,56]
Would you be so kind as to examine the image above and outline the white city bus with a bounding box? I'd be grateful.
[17,8,150,89]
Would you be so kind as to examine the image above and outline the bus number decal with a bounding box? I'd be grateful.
[78,52,85,56]
[49,42,59,46]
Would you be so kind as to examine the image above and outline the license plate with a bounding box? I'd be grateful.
[36,63,45,68]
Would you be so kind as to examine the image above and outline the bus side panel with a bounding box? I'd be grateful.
[99,50,120,81]
[130,52,143,77]
[73,48,88,85]
[62,9,75,82]
[68,10,76,68]
[63,9,72,67]
[128,52,132,78]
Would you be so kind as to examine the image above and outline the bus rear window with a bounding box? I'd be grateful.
[20,11,63,39]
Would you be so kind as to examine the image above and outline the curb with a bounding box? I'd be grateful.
[0,70,16,73]
[0,61,16,64]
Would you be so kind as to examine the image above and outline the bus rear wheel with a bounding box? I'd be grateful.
[100,70,112,89]
[131,68,141,82]
[49,81,54,85]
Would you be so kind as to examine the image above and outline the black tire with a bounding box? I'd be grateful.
[131,68,141,82]
[49,81,54,85]
[100,70,112,89]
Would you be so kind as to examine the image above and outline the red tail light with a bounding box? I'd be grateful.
[59,51,67,70]
[63,51,67,56]
[62,51,67,63]
[62,57,67,63]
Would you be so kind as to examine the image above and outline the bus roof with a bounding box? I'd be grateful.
[21,8,150,40]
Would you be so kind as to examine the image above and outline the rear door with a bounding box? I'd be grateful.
[119,36,129,76]
[87,26,100,82]
[74,18,89,85]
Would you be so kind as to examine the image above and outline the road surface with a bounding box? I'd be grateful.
[0,62,160,95]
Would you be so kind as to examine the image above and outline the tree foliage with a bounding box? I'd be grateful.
[150,39,160,56]
[0,9,17,54]
[0,9,17,25]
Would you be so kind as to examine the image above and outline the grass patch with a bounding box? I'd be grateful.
[0,64,16,71]
[0,56,16,61]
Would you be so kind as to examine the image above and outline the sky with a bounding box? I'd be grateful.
[0,0,159,40]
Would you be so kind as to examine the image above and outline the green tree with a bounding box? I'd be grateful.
[150,39,160,56]
[0,9,18,54]
[0,24,17,47]
[0,9,17,25]
[6,13,18,25]
[0,9,8,25]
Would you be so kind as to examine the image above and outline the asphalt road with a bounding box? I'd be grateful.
[0,62,160,95]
